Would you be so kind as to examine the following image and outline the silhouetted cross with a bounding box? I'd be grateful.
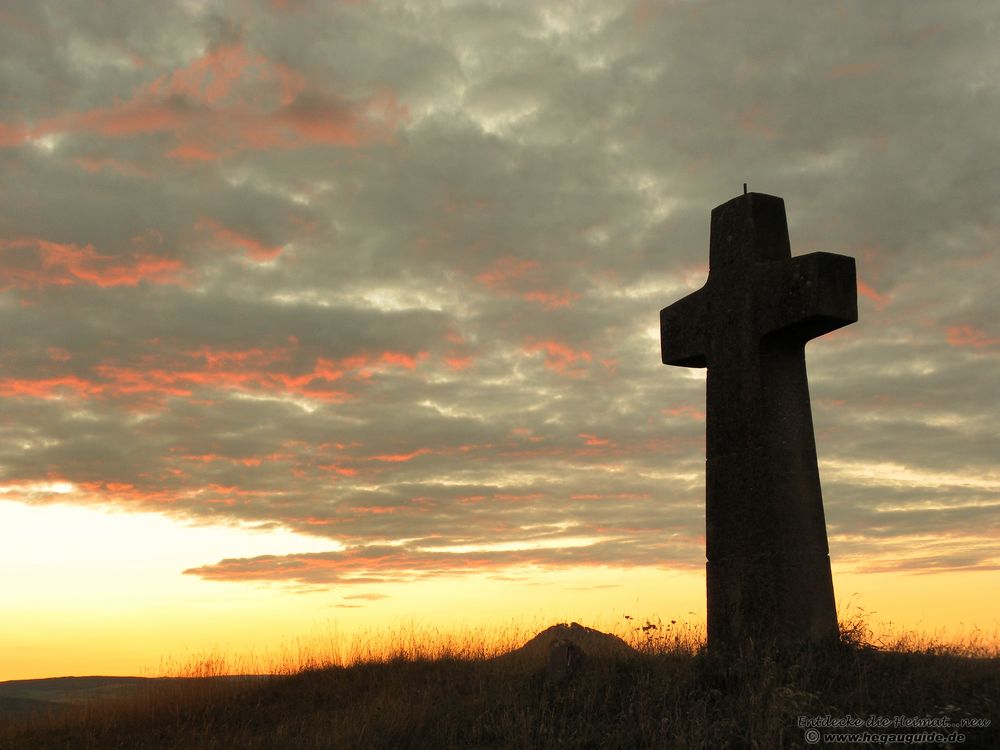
[660,192,857,651]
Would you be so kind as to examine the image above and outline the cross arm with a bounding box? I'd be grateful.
[760,252,857,343]
[661,287,708,367]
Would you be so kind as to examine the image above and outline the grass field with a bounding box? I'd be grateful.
[2,617,997,749]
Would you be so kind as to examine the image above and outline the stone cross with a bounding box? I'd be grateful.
[660,192,857,652]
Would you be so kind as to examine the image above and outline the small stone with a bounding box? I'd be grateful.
[547,638,584,683]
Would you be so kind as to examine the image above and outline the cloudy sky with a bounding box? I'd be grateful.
[2,0,998,679]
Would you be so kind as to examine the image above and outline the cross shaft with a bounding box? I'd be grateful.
[660,192,857,651]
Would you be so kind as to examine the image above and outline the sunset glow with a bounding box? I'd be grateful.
[2,1,998,681]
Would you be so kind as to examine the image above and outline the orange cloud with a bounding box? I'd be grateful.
[275,91,406,147]
[739,104,776,139]
[946,325,1000,350]
[379,351,423,369]
[0,375,103,399]
[0,120,29,146]
[178,451,292,468]
[166,144,218,162]
[570,492,653,501]
[474,256,538,289]
[187,343,295,368]
[634,0,656,27]
[522,289,580,310]
[474,257,580,310]
[444,355,474,371]
[662,405,705,421]
[369,448,432,463]
[75,480,180,506]
[0,237,184,290]
[182,539,644,586]
[493,493,544,502]
[1,346,424,407]
[523,339,592,377]
[336,351,428,380]
[184,548,501,584]
[72,156,151,177]
[92,362,352,403]
[318,464,358,477]
[442,330,475,371]
[196,217,284,261]
[28,41,407,160]
[857,278,890,310]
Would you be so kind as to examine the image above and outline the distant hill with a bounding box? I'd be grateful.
[0,693,65,718]
[0,675,264,720]
[0,676,155,718]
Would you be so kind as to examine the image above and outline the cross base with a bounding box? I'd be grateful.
[708,552,839,652]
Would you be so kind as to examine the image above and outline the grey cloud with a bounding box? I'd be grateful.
[1,0,998,589]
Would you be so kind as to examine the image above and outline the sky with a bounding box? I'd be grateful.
[1,0,998,680]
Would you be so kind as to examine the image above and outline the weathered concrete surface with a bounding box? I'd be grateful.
[660,192,857,652]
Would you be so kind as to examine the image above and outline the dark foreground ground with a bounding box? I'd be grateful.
[2,635,997,749]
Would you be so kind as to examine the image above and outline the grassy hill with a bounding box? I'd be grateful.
[0,677,159,712]
[2,620,997,749]
[0,676,266,720]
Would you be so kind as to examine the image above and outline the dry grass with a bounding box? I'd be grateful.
[2,616,997,749]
